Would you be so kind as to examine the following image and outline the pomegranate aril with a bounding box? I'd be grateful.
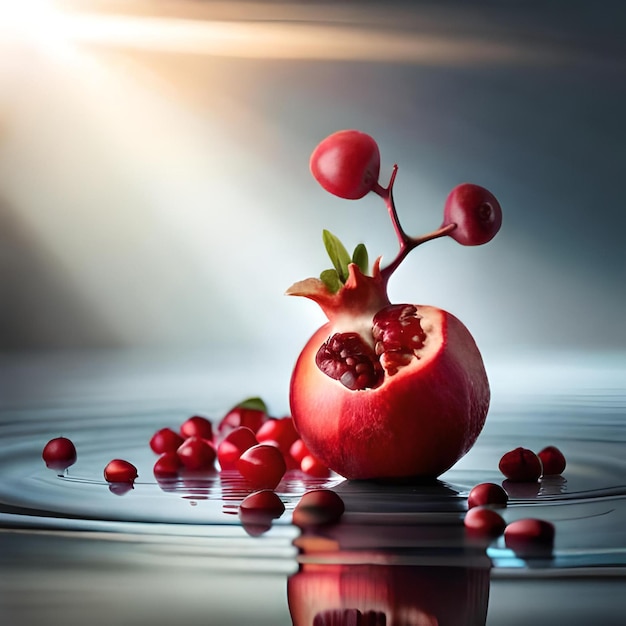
[499,447,542,482]
[153,452,182,477]
[217,404,267,439]
[42,437,77,471]
[504,518,555,557]
[256,417,299,455]
[217,426,258,470]
[180,415,213,441]
[240,489,285,515]
[464,506,506,537]
[177,437,216,471]
[468,482,508,509]
[290,438,309,464]
[104,459,138,483]
[300,454,331,478]
[537,445,566,475]
[149,428,184,454]
[292,489,345,527]
[316,332,383,390]
[237,444,286,490]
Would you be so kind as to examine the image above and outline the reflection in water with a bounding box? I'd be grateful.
[289,481,492,626]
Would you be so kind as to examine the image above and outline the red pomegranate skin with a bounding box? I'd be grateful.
[289,303,489,480]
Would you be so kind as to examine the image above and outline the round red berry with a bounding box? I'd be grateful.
[289,439,309,464]
[149,428,184,454]
[310,130,381,200]
[467,482,508,509]
[237,444,286,490]
[177,437,216,471]
[104,459,138,483]
[180,415,213,441]
[499,447,542,482]
[504,518,555,557]
[153,452,182,477]
[300,454,330,478]
[217,406,267,439]
[217,426,258,470]
[256,417,299,456]
[537,446,566,475]
[42,437,77,471]
[240,489,285,515]
[292,489,345,527]
[464,506,506,537]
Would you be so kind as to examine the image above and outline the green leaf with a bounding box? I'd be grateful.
[322,229,351,283]
[320,268,341,293]
[352,243,369,275]
[236,397,267,412]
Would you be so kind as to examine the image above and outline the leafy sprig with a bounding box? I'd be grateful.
[320,229,369,293]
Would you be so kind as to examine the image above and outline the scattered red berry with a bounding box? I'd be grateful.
[442,183,503,246]
[217,404,267,440]
[300,454,331,478]
[237,444,286,490]
[240,489,285,515]
[504,518,555,557]
[464,506,506,537]
[499,447,542,482]
[292,489,345,527]
[104,459,138,483]
[310,130,381,200]
[180,415,213,441]
[149,428,184,454]
[42,437,77,471]
[537,446,566,476]
[177,437,216,471]
[153,452,182,477]
[256,417,299,456]
[289,438,309,464]
[467,482,508,509]
[217,426,258,470]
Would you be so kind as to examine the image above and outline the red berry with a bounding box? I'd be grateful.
[464,506,506,537]
[499,447,542,482]
[504,518,555,557]
[177,437,216,471]
[217,426,258,470]
[240,489,285,515]
[467,482,508,509]
[537,446,566,475]
[149,428,184,454]
[300,454,331,478]
[42,437,77,471]
[290,438,309,464]
[256,417,299,455]
[443,183,502,246]
[310,130,381,200]
[153,452,182,476]
[237,444,286,490]
[104,459,138,483]
[180,415,213,441]
[217,406,266,439]
[292,489,345,527]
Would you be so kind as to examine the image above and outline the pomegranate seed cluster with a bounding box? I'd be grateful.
[463,444,567,557]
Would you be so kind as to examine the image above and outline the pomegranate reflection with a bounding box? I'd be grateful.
[288,483,492,626]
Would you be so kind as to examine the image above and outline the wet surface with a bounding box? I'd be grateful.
[1,350,625,625]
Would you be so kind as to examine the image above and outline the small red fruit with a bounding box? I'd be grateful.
[289,439,309,464]
[104,459,138,483]
[310,130,381,200]
[149,428,184,454]
[255,417,299,456]
[467,482,508,509]
[300,454,331,478]
[537,446,566,476]
[239,490,286,536]
[292,489,345,527]
[153,452,182,477]
[499,447,542,482]
[464,506,506,537]
[504,518,555,557]
[177,437,216,471]
[237,444,286,490]
[42,437,77,471]
[443,183,502,246]
[180,415,213,441]
[217,403,267,440]
[217,426,258,470]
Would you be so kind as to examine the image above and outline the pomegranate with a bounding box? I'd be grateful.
[288,130,502,480]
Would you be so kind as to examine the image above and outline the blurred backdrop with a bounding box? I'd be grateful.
[1,0,625,375]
